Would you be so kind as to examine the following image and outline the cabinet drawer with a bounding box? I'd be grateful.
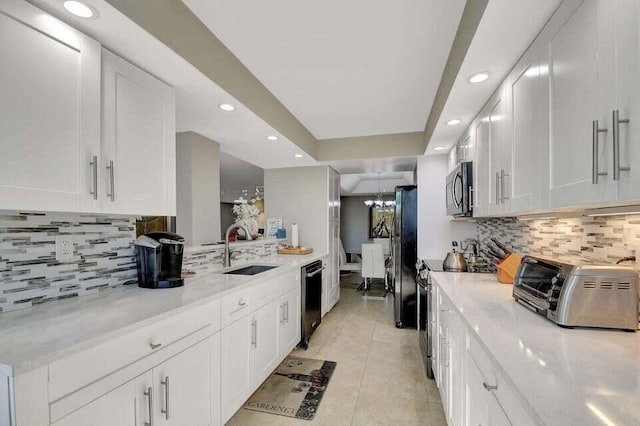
[253,278,279,308]
[221,289,252,326]
[468,334,535,425]
[49,300,218,401]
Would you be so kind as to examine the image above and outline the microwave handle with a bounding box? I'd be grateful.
[452,173,462,209]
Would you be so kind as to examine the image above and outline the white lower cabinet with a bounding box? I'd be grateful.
[221,314,255,423]
[254,299,281,386]
[52,372,151,426]
[53,337,213,426]
[221,273,302,423]
[434,285,534,426]
[152,337,212,426]
[279,286,301,359]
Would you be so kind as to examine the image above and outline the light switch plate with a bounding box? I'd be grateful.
[55,235,74,261]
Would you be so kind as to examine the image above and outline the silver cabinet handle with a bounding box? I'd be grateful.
[280,303,285,325]
[482,382,498,391]
[89,155,98,200]
[251,319,257,347]
[149,342,162,350]
[238,299,247,307]
[106,160,115,201]
[161,376,170,420]
[500,169,509,202]
[495,172,500,205]
[144,386,154,426]
[613,109,631,180]
[306,267,325,278]
[285,301,289,323]
[469,186,476,208]
[592,120,609,184]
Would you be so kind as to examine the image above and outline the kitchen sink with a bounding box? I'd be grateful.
[223,264,279,275]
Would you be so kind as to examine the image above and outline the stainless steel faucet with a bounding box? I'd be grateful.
[224,223,253,267]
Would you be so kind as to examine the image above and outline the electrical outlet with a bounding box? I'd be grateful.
[55,235,74,261]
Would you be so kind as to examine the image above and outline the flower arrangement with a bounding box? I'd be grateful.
[232,189,261,238]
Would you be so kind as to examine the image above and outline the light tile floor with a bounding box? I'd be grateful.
[228,274,446,426]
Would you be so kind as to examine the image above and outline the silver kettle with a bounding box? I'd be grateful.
[443,241,467,272]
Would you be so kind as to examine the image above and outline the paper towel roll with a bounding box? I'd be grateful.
[291,223,299,247]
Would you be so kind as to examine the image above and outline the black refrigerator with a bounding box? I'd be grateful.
[392,185,417,328]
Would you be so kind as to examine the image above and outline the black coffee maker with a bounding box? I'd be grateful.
[134,232,185,288]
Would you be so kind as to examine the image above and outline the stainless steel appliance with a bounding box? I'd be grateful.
[416,260,435,379]
[513,256,639,331]
[445,161,473,217]
[392,185,418,328]
[134,232,185,288]
[300,260,324,348]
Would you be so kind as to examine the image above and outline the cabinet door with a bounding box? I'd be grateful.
[254,299,280,386]
[329,221,341,309]
[488,87,510,216]
[465,357,490,426]
[473,117,490,217]
[0,1,100,213]
[153,338,211,426]
[449,316,465,426]
[488,397,511,426]
[279,286,301,358]
[548,0,616,207]
[510,47,550,213]
[52,372,151,426]
[613,0,640,201]
[221,315,254,423]
[101,49,176,216]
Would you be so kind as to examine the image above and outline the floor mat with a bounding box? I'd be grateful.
[243,356,337,420]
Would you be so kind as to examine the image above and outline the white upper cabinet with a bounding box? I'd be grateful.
[0,0,100,213]
[510,44,550,213]
[548,0,616,208]
[486,84,511,216]
[101,49,177,216]
[473,113,490,217]
[608,0,640,201]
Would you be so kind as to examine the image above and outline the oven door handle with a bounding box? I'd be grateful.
[306,267,326,278]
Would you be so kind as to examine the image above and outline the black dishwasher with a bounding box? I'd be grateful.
[300,260,324,349]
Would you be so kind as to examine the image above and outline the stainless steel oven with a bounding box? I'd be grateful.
[445,161,473,217]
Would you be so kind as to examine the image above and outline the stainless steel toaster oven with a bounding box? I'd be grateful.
[513,256,639,331]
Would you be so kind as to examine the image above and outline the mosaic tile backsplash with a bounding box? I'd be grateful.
[477,215,640,265]
[182,239,283,275]
[0,211,138,313]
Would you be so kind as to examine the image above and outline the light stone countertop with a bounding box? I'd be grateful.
[0,252,326,377]
[430,272,640,426]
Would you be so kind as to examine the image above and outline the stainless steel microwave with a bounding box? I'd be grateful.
[445,161,473,217]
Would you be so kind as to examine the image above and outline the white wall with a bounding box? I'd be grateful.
[264,166,328,253]
[176,132,221,245]
[340,195,393,253]
[417,154,477,259]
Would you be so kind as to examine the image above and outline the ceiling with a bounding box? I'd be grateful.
[28,0,562,174]
[340,172,414,196]
[28,0,319,170]
[182,0,466,140]
[425,0,562,155]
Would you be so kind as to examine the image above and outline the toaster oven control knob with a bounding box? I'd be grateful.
[550,288,561,298]
[548,297,558,311]
[551,276,564,287]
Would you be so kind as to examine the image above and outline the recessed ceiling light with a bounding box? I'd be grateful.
[294,154,304,158]
[446,119,461,126]
[63,1,95,18]
[266,135,278,141]
[218,103,235,112]
[468,72,490,84]
[434,146,445,151]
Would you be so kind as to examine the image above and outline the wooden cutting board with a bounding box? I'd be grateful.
[277,246,313,255]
